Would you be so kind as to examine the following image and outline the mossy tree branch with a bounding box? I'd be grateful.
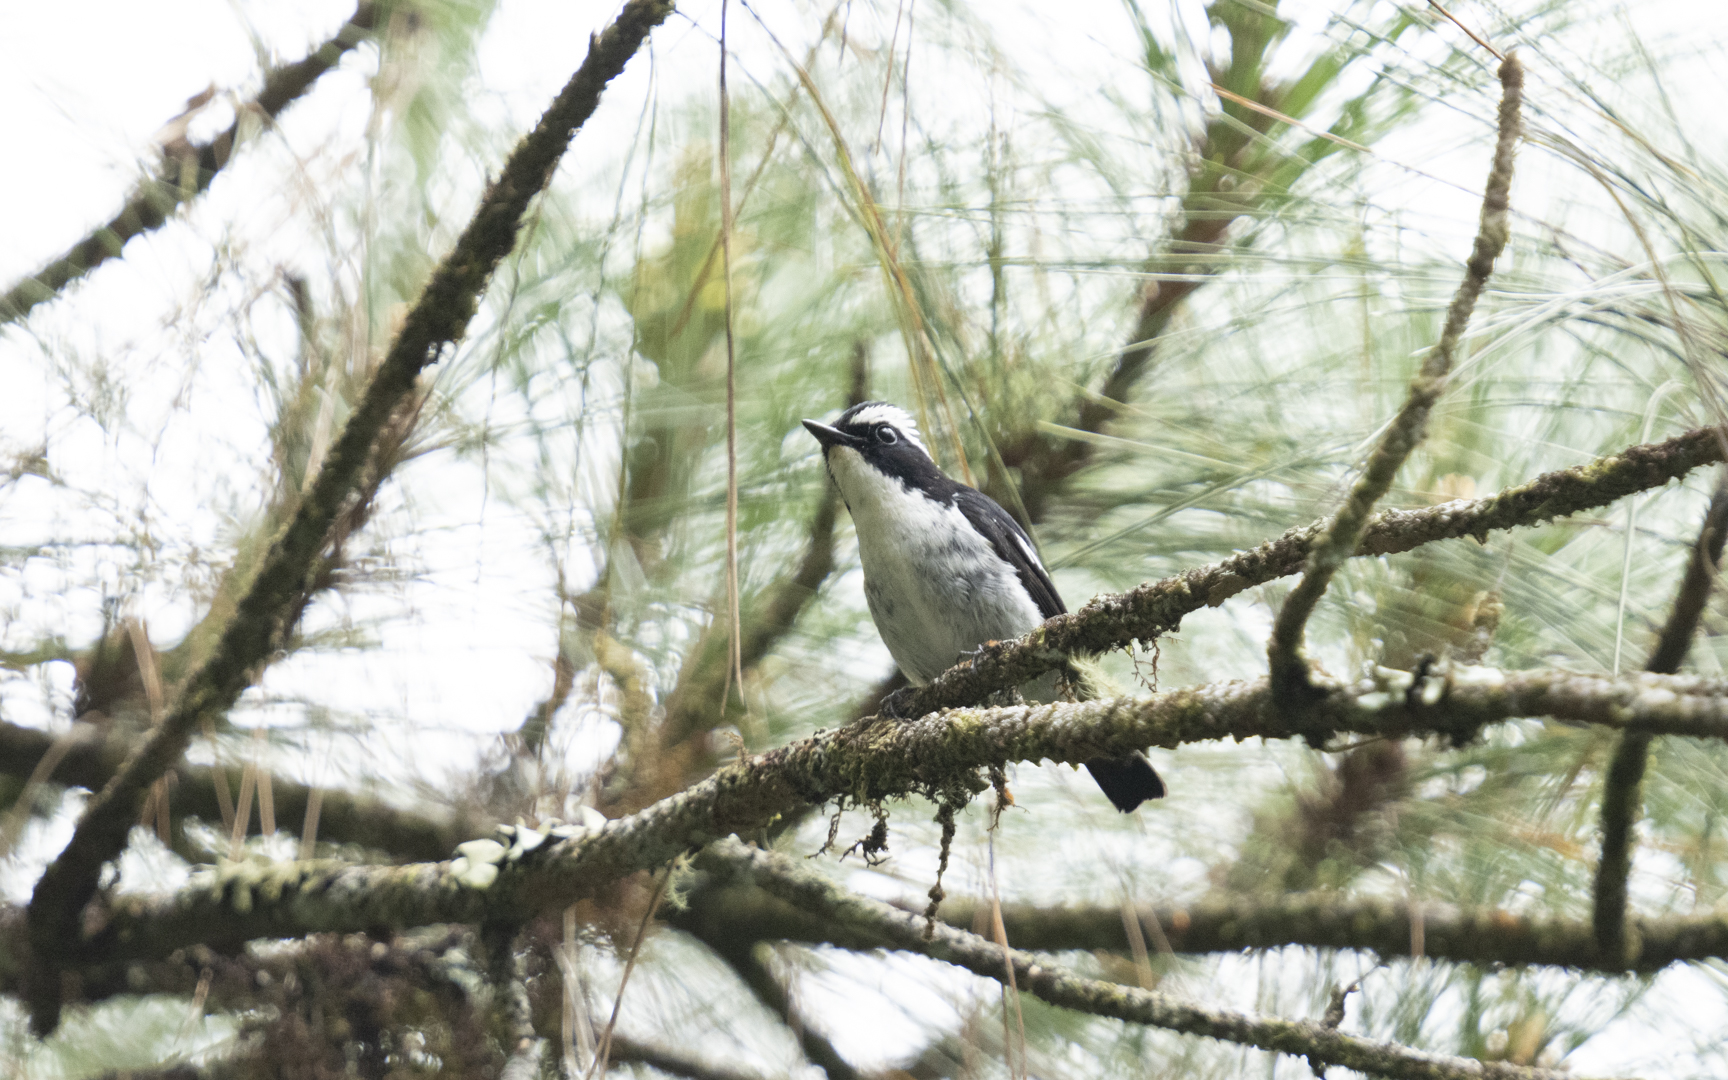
[1593,472,1728,964]
[1267,55,1522,706]
[35,662,1728,970]
[22,0,675,1035]
[55,865,1661,1078]
[673,870,1728,975]
[693,839,1605,1080]
[946,892,1728,976]
[894,423,1725,722]
[50,419,1728,972]
[0,3,380,326]
[0,902,763,1080]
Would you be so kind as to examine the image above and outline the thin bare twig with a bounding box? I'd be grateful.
[1426,1,1505,61]
[203,716,236,836]
[298,787,324,861]
[228,757,257,860]
[126,620,172,845]
[987,829,1026,1080]
[1593,472,1728,963]
[588,867,671,1080]
[719,0,745,717]
[1267,55,1523,710]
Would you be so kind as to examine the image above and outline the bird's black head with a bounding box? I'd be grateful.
[802,401,946,489]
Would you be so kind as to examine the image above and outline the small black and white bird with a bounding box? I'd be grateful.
[803,401,1165,813]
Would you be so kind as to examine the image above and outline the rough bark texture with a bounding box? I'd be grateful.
[671,872,1728,975]
[1269,55,1521,700]
[893,424,1725,721]
[37,663,1728,967]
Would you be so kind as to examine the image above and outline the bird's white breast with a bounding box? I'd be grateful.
[827,447,1045,685]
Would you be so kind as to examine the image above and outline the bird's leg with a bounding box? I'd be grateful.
[879,685,920,719]
[956,639,1001,665]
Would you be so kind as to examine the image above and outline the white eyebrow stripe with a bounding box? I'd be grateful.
[844,403,929,455]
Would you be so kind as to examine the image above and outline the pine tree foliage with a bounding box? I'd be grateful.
[2,0,1728,1076]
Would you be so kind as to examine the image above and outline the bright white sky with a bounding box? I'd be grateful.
[6,1,1728,1075]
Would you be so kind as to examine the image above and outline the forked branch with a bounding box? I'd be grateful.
[893,423,1723,721]
[1268,54,1523,706]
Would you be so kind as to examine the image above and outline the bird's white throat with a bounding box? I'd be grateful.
[826,446,1045,684]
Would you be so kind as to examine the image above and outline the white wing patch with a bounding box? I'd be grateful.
[1006,526,1045,575]
[845,403,930,457]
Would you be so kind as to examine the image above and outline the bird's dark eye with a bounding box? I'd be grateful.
[876,425,898,445]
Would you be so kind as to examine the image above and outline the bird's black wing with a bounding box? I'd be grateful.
[952,486,1065,620]
[954,487,1165,812]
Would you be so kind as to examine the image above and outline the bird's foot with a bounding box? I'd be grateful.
[957,639,1003,666]
[879,686,921,719]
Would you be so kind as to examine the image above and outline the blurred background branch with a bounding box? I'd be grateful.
[0,3,381,326]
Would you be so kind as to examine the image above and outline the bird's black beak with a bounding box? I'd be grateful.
[802,419,863,449]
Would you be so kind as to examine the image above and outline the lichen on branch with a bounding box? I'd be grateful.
[55,662,1728,966]
[886,423,1725,722]
[1267,54,1524,702]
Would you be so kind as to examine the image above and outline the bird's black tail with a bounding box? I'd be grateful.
[1084,753,1166,813]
